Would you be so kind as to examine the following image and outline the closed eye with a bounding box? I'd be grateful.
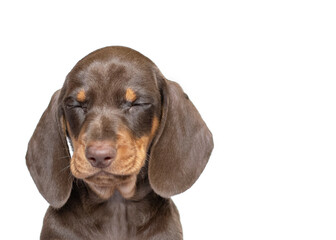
[65,98,88,113]
[132,102,151,107]
[124,101,152,113]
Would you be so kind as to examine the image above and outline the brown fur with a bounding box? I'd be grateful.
[26,46,213,239]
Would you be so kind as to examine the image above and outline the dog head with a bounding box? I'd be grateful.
[26,46,213,208]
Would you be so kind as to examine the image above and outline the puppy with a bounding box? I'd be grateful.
[26,46,213,239]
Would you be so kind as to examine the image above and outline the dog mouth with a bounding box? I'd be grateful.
[66,130,148,200]
[84,171,132,187]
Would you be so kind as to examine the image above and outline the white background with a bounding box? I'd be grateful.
[1,1,335,239]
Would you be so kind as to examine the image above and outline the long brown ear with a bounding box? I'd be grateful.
[26,90,73,208]
[149,79,214,198]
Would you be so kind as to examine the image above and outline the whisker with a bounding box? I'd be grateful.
[75,178,82,189]
[68,172,74,182]
[59,164,71,173]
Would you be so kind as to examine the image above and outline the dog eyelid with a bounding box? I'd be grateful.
[122,98,152,113]
[132,102,151,107]
[64,97,88,110]
[130,98,153,108]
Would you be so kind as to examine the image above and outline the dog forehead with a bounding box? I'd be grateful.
[62,47,161,104]
[67,49,157,90]
[70,61,148,86]
[70,46,154,76]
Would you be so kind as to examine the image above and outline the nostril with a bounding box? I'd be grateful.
[85,142,116,168]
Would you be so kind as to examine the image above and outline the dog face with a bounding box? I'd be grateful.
[61,48,161,199]
[26,46,213,208]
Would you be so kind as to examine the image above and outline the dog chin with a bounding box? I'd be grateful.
[86,182,117,200]
[85,174,137,200]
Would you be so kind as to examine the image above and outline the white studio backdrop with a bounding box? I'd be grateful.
[1,1,335,239]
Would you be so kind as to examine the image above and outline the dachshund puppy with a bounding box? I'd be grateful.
[26,46,213,240]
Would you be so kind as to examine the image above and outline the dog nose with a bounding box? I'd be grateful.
[85,142,116,168]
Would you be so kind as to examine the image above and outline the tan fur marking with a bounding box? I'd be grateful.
[67,115,160,200]
[151,116,159,137]
[76,89,86,102]
[117,175,137,199]
[125,88,137,102]
[128,116,160,174]
[60,116,67,135]
[66,121,94,179]
[86,182,116,200]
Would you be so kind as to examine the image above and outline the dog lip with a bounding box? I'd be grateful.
[86,171,131,181]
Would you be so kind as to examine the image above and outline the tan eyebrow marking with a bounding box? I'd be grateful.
[125,88,137,102]
[76,89,86,102]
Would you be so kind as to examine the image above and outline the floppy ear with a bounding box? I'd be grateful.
[149,78,214,198]
[26,90,73,208]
